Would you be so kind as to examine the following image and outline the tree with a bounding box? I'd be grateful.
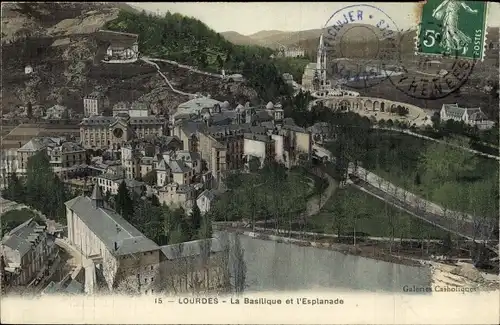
[168,222,190,245]
[26,101,33,119]
[199,212,213,240]
[151,194,160,207]
[414,172,422,186]
[441,233,453,257]
[189,202,202,239]
[232,233,246,295]
[216,54,223,70]
[115,181,134,220]
[4,172,25,202]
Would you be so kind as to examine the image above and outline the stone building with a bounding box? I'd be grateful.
[1,219,58,289]
[440,104,494,130]
[64,185,228,294]
[16,138,58,172]
[79,115,165,149]
[83,91,106,117]
[243,133,276,169]
[98,30,139,62]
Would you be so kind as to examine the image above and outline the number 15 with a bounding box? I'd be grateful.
[422,30,441,48]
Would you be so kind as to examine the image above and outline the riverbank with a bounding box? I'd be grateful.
[219,226,499,291]
[220,226,423,267]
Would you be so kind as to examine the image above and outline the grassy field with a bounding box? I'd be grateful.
[305,186,451,239]
[327,129,499,215]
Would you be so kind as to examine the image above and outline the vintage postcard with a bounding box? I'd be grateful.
[1,1,499,324]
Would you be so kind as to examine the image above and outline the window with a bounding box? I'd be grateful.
[150,265,153,270]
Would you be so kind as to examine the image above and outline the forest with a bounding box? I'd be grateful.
[105,10,293,101]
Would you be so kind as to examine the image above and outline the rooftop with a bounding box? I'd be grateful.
[244,133,274,143]
[65,191,159,256]
[2,218,46,261]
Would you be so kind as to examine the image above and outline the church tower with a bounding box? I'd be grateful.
[316,34,327,87]
[90,184,104,209]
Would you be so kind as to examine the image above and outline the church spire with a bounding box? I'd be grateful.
[90,184,104,209]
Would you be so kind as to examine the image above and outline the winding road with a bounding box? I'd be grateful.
[141,57,195,98]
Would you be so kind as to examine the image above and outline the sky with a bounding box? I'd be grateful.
[129,2,500,35]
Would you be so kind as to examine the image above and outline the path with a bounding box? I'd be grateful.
[313,146,498,252]
[141,57,197,98]
[374,126,499,160]
[348,176,498,255]
[303,166,338,217]
[55,238,96,294]
[143,57,223,79]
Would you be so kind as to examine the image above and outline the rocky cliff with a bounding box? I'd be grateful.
[1,2,259,115]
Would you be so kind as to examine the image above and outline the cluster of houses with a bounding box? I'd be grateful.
[1,93,319,295]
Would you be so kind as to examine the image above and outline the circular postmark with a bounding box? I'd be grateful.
[386,19,479,100]
[321,4,401,89]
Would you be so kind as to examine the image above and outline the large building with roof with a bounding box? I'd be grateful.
[1,218,58,290]
[64,185,229,294]
[440,104,494,130]
[79,115,165,149]
[98,30,139,62]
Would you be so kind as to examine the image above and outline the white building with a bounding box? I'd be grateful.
[95,173,144,195]
[24,65,33,75]
[83,92,106,117]
[0,149,18,189]
[43,104,68,120]
[129,102,150,117]
[440,104,494,130]
[196,189,218,215]
[243,133,275,169]
[175,97,223,118]
[277,47,305,58]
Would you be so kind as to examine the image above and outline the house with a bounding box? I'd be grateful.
[83,91,106,117]
[196,189,220,215]
[0,149,18,189]
[157,183,197,209]
[169,160,194,185]
[95,173,144,195]
[16,137,62,173]
[112,102,131,116]
[129,102,150,117]
[440,104,494,130]
[243,133,276,169]
[44,105,68,120]
[1,219,58,289]
[98,30,139,62]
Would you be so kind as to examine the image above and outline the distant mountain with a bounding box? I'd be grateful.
[219,31,261,46]
[247,30,288,40]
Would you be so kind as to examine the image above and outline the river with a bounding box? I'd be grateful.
[216,232,432,294]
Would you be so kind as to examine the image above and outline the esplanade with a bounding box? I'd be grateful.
[315,96,432,126]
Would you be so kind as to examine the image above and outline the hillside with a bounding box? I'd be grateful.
[104,10,292,101]
[1,3,275,115]
[224,25,499,59]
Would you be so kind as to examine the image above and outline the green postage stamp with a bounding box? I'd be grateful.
[416,0,489,60]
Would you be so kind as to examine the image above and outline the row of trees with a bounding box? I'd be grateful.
[3,152,72,224]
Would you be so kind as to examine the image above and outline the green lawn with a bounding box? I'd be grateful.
[327,129,499,217]
[306,186,451,239]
